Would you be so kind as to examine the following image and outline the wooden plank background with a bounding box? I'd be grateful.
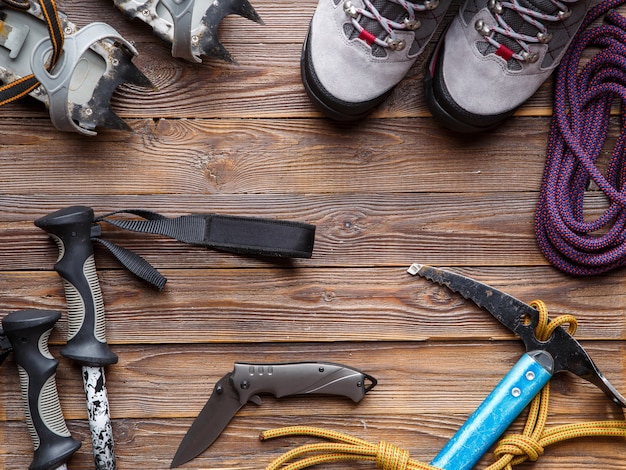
[1,0,625,468]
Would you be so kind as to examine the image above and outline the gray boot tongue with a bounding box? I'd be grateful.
[345,0,416,57]
[480,0,559,70]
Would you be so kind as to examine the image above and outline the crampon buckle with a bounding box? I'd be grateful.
[0,0,153,135]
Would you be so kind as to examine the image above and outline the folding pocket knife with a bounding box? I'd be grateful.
[170,361,377,467]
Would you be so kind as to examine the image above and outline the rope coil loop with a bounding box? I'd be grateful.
[530,299,578,341]
[376,441,411,470]
[535,0,626,275]
[493,434,545,462]
[260,426,438,470]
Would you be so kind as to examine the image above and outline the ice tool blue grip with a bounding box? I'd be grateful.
[430,351,553,470]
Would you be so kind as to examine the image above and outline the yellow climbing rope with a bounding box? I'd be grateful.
[260,300,626,469]
[261,426,437,470]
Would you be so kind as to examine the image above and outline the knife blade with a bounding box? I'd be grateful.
[171,361,377,468]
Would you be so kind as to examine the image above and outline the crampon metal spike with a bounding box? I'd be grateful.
[112,0,264,63]
[91,106,133,132]
[67,41,156,133]
[0,1,153,136]
[234,0,263,23]
[200,0,264,64]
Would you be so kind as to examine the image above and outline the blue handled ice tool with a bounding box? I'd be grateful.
[407,264,626,470]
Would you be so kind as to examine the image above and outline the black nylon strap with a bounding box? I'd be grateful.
[89,209,315,290]
[95,210,316,259]
[92,237,167,290]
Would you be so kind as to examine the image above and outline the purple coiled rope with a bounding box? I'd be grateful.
[535,0,626,275]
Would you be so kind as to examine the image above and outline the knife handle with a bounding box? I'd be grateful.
[429,351,553,470]
[2,309,81,470]
[35,206,118,367]
[231,362,377,403]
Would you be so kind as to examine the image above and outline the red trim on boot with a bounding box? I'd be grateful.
[495,44,514,61]
[358,29,376,45]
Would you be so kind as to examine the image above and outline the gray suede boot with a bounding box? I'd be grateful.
[424,0,594,133]
[302,0,452,121]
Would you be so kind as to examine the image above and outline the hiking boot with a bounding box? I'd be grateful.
[424,0,594,132]
[302,0,453,121]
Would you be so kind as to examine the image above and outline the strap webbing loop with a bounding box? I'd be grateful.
[91,236,167,290]
[95,209,316,259]
[89,209,315,290]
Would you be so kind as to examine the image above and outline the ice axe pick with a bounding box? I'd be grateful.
[408,264,626,470]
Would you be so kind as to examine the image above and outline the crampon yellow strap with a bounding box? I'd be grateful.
[260,300,626,470]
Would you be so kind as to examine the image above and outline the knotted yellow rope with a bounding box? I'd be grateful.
[484,300,626,470]
[261,300,626,469]
[260,426,438,470]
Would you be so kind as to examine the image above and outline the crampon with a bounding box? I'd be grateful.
[111,0,263,63]
[0,0,153,135]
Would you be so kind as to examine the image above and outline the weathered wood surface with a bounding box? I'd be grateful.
[1,0,625,469]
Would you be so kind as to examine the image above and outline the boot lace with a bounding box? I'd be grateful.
[343,0,439,52]
[475,0,578,65]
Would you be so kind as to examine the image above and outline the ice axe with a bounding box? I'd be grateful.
[408,264,626,470]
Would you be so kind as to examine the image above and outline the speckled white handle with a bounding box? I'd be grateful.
[83,366,116,470]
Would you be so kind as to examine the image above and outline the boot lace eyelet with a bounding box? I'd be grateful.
[404,17,421,30]
[343,1,359,18]
[488,0,503,15]
[386,37,406,50]
[537,31,552,43]
[522,51,539,63]
[475,19,491,36]
[558,8,572,20]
